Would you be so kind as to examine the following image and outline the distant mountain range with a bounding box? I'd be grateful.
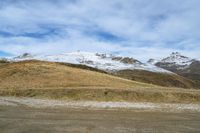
[1,51,199,89]
[3,51,173,73]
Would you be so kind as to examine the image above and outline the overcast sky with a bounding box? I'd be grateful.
[0,0,200,61]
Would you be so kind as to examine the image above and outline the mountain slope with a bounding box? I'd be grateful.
[5,52,200,89]
[161,52,194,66]
[150,52,200,85]
[0,60,200,103]
[60,62,198,89]
[177,61,200,85]
[114,69,199,89]
[150,52,196,71]
[0,60,151,90]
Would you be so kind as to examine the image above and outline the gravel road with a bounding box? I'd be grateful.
[0,97,200,133]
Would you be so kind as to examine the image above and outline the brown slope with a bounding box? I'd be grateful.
[0,60,151,90]
[155,60,200,86]
[114,69,199,89]
[1,60,200,103]
[177,61,200,82]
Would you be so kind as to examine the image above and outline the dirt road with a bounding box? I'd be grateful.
[0,105,200,133]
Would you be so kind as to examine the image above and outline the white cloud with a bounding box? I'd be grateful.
[0,0,200,60]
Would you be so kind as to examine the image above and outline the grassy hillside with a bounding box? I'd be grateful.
[155,61,200,85]
[114,70,199,89]
[59,62,200,89]
[0,60,150,90]
[59,62,108,74]
[0,60,200,103]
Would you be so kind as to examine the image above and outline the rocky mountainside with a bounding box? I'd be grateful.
[160,52,194,65]
[149,52,200,84]
[148,52,197,71]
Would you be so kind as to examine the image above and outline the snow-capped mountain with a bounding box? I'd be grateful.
[149,52,198,72]
[149,52,196,66]
[8,51,172,73]
[161,52,195,66]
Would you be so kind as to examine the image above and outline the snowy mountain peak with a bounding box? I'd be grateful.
[161,52,194,65]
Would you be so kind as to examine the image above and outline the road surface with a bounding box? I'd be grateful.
[0,105,200,133]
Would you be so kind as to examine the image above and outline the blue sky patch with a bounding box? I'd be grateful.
[0,51,11,57]
[85,30,125,42]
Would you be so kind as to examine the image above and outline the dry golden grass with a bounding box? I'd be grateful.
[1,88,200,103]
[0,60,200,103]
[0,60,152,90]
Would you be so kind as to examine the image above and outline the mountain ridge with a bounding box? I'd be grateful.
[149,52,198,68]
[1,51,199,89]
[5,52,172,74]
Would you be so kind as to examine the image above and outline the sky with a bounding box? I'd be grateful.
[0,0,200,61]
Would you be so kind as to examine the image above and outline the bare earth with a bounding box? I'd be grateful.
[0,97,200,133]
